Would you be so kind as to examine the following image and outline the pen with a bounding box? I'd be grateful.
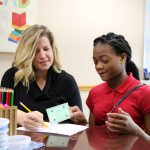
[19,102,49,128]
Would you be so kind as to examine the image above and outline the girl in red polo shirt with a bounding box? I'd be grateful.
[86,32,150,140]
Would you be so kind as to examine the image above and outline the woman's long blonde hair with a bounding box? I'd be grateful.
[13,24,62,88]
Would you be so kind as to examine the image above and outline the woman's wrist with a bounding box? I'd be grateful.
[17,109,26,126]
[70,112,87,124]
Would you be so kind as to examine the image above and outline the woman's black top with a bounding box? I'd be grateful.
[1,67,82,121]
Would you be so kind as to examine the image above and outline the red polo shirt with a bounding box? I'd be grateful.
[86,73,150,128]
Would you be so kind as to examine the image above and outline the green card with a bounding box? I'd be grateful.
[46,102,71,124]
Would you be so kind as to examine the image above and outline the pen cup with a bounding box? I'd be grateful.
[0,106,17,135]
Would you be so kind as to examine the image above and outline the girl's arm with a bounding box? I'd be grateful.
[106,108,150,141]
[89,112,95,125]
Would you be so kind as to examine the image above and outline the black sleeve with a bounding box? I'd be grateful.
[1,68,16,88]
[66,75,83,112]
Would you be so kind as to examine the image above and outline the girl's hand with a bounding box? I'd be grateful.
[105,108,139,135]
[22,111,44,130]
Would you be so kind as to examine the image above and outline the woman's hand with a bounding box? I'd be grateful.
[21,111,44,130]
[105,108,139,135]
[70,106,87,124]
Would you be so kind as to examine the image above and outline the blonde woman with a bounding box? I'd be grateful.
[1,25,86,130]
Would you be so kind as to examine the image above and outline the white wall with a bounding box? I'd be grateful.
[0,53,14,80]
[37,0,144,85]
[36,0,144,119]
[0,0,144,119]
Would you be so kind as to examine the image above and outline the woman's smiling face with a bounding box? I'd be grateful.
[33,36,53,73]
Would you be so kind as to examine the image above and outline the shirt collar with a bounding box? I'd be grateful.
[104,73,136,94]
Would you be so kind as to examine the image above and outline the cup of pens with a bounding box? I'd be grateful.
[0,87,17,135]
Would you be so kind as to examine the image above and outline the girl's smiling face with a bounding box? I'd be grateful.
[93,42,126,82]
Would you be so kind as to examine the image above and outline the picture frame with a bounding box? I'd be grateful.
[0,0,37,53]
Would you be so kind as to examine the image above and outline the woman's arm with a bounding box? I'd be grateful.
[70,106,87,124]
[17,109,44,130]
[17,109,26,126]
[66,74,83,111]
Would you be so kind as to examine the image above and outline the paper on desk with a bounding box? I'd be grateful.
[17,123,88,136]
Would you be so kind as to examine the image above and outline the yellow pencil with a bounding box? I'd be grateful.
[19,102,49,129]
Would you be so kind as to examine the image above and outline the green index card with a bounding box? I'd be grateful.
[46,102,71,124]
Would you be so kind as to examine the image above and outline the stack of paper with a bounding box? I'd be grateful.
[17,123,88,136]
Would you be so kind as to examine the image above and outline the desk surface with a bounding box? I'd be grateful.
[17,125,150,150]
